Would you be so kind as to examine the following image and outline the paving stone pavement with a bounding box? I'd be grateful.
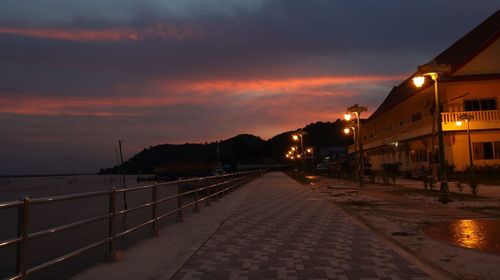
[171,172,431,280]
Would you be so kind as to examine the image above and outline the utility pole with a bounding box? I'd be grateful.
[118,140,128,210]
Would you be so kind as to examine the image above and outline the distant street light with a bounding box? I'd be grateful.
[344,104,367,187]
[455,114,474,170]
[413,59,451,203]
[292,130,307,156]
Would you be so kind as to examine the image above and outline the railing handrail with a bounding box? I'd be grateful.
[0,170,264,280]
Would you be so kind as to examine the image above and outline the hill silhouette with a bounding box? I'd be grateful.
[99,120,352,174]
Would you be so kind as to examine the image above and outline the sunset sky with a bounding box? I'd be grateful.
[1,1,498,175]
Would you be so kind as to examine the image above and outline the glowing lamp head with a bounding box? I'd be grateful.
[291,146,296,151]
[285,154,290,158]
[413,76,425,88]
[343,128,351,135]
[455,120,463,127]
[344,113,352,121]
[292,134,299,141]
[297,154,301,159]
[306,148,312,153]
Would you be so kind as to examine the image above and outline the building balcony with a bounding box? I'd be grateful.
[442,110,500,131]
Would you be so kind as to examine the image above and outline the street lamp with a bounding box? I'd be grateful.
[455,114,474,170]
[413,60,451,203]
[344,124,357,179]
[345,104,367,186]
[292,130,307,155]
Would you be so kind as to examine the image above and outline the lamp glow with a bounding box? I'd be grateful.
[343,128,351,135]
[413,76,425,88]
[292,134,299,141]
[455,120,463,127]
[344,113,352,121]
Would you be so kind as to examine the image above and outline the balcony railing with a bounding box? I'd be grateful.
[442,110,500,123]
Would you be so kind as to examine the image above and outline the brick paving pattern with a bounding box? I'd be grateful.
[171,173,430,280]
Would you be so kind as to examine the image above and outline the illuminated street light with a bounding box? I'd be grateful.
[343,128,351,135]
[455,114,474,170]
[345,104,367,187]
[412,76,425,88]
[292,130,307,156]
[413,59,451,203]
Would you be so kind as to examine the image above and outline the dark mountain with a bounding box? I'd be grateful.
[99,119,352,174]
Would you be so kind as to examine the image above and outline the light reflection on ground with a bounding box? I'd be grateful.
[305,175,318,180]
[423,219,500,254]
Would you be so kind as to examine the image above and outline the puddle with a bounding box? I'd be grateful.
[423,219,500,254]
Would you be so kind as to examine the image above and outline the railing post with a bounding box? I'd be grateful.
[17,196,29,279]
[221,176,227,198]
[108,188,121,261]
[205,178,211,207]
[176,179,183,222]
[193,180,200,213]
[214,178,219,201]
[152,183,159,236]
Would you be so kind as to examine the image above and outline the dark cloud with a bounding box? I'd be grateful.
[0,0,498,174]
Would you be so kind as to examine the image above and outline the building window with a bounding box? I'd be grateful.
[473,142,498,160]
[496,142,500,159]
[410,148,428,163]
[410,112,422,123]
[464,98,497,111]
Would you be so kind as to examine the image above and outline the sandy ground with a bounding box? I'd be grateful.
[306,175,500,280]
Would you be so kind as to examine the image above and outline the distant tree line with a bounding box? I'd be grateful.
[99,120,353,175]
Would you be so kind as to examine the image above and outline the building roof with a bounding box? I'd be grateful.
[368,10,500,121]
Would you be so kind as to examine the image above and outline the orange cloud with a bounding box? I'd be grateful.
[0,23,202,42]
[160,75,406,96]
[0,74,402,116]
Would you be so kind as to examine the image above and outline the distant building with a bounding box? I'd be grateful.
[362,11,500,173]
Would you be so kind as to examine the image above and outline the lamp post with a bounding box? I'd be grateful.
[344,125,357,179]
[413,60,451,203]
[345,104,367,186]
[455,114,474,170]
[292,130,307,156]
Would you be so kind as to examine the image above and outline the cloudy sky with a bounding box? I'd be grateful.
[0,1,498,175]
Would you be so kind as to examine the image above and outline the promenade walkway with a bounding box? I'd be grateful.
[75,172,435,280]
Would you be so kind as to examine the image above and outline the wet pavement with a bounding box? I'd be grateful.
[171,172,431,280]
[423,219,500,255]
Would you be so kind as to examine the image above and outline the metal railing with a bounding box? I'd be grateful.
[0,170,262,280]
[441,110,500,123]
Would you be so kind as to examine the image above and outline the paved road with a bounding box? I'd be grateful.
[172,172,431,280]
